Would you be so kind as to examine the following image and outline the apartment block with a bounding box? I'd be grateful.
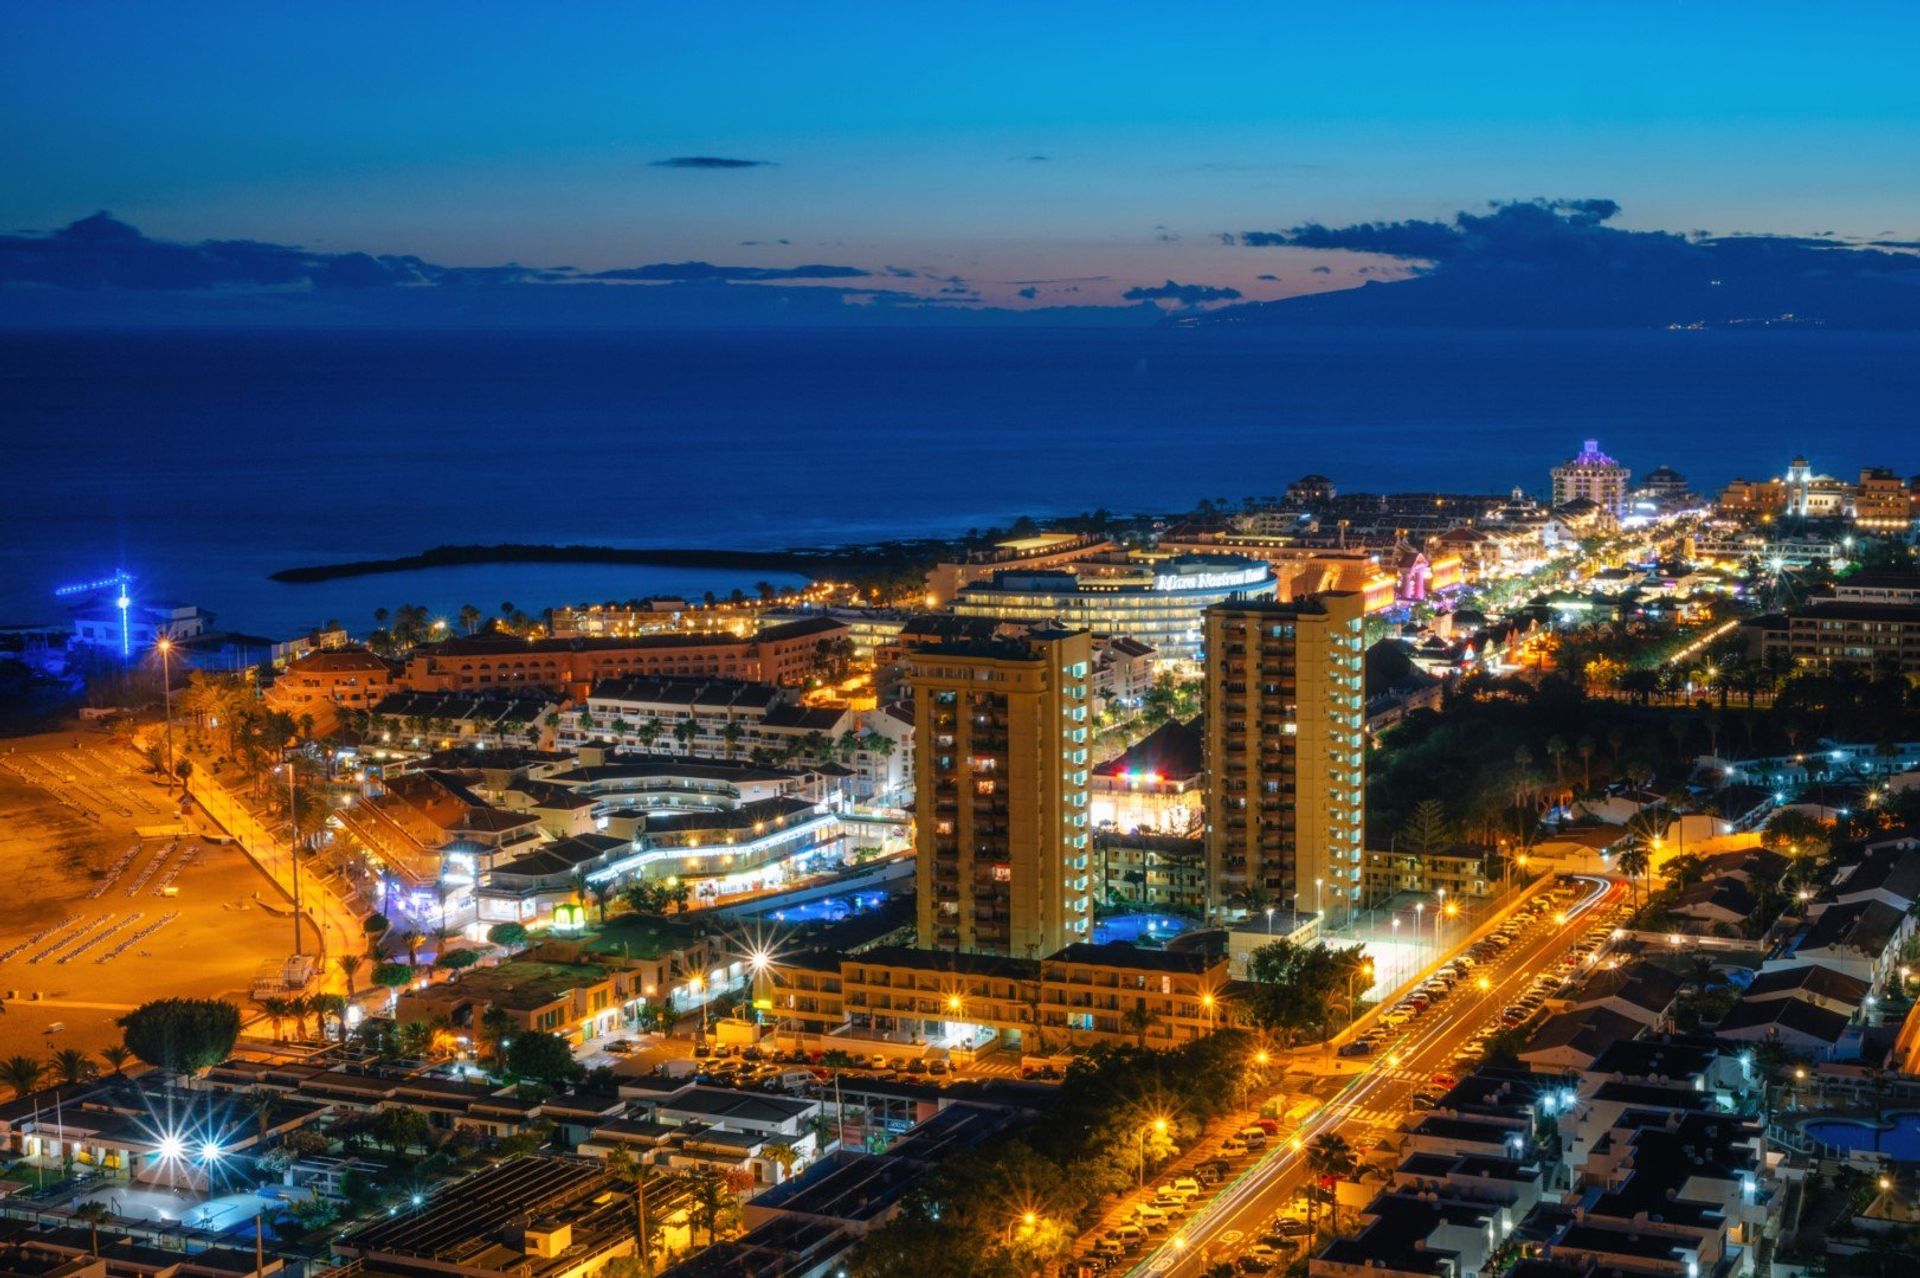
[909,629,1095,956]
[1203,591,1367,920]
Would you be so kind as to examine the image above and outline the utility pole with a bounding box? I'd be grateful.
[287,754,304,957]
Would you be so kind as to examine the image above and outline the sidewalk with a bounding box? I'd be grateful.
[185,771,357,990]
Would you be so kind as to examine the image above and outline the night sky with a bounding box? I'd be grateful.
[5,2,1920,313]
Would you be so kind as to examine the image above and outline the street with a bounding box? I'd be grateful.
[1121,874,1626,1277]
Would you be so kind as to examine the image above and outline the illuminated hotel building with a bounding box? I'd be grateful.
[1551,439,1631,518]
[949,553,1275,662]
[910,629,1094,957]
[1202,591,1367,922]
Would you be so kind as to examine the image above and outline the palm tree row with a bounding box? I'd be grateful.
[256,991,351,1041]
[1,1041,137,1098]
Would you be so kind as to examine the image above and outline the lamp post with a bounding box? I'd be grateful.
[1137,1116,1168,1189]
[285,757,304,958]
[156,638,176,794]
[1265,906,1275,935]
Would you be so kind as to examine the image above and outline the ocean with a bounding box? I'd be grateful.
[3,325,1916,638]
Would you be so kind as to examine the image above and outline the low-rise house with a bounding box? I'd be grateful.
[1389,1151,1544,1214]
[1519,1007,1644,1073]
[332,1156,639,1278]
[1739,964,1869,1018]
[1312,1192,1505,1278]
[397,959,636,1047]
[1826,841,1920,914]
[1565,962,1684,1028]
[1766,897,1911,984]
[1668,877,1759,930]
[1715,995,1854,1061]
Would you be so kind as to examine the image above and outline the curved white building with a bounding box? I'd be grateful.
[950,553,1276,661]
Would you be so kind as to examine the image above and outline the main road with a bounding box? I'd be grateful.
[1128,873,1626,1277]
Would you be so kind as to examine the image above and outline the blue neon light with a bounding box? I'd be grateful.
[53,570,136,660]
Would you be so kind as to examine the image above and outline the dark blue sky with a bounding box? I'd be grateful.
[5,2,1920,309]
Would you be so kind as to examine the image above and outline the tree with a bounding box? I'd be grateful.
[363,912,392,956]
[337,954,364,999]
[1762,809,1831,860]
[118,998,241,1076]
[588,879,615,922]
[372,962,413,995]
[52,1046,97,1085]
[310,992,349,1039]
[686,1166,731,1244]
[436,948,480,972]
[98,1044,131,1077]
[1398,799,1453,858]
[1615,844,1650,910]
[507,1030,579,1086]
[1,1055,44,1099]
[1119,1003,1162,1048]
[487,921,528,952]
[372,1105,431,1154]
[72,1201,113,1256]
[1306,1132,1357,1237]
[480,1007,515,1065]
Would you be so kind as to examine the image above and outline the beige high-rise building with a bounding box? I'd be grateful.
[909,629,1095,956]
[1202,592,1366,923]
[1550,439,1631,517]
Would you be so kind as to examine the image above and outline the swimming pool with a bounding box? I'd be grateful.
[1804,1114,1920,1161]
[1094,913,1197,945]
[757,892,892,925]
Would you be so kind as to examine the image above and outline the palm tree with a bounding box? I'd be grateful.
[310,992,348,1040]
[672,716,699,755]
[1620,807,1664,905]
[588,880,615,923]
[246,1088,279,1142]
[338,954,364,1000]
[258,996,291,1040]
[72,1201,113,1256]
[1615,844,1650,909]
[1,1054,45,1099]
[52,1047,96,1085]
[1306,1132,1357,1237]
[720,722,745,760]
[289,994,316,1041]
[1576,735,1596,791]
[1119,1002,1162,1048]
[98,1045,131,1078]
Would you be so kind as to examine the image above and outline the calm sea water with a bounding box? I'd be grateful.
[3,325,1917,637]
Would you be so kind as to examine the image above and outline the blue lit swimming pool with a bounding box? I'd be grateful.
[756,892,892,925]
[1804,1114,1920,1161]
[1094,913,1196,945]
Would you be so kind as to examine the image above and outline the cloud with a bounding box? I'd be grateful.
[589,261,868,282]
[1310,266,1331,275]
[1257,274,1280,281]
[1025,155,1050,162]
[649,156,774,169]
[1122,279,1243,305]
[1017,286,1038,299]
[1203,197,1920,328]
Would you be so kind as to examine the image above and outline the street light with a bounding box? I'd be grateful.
[156,637,176,794]
[1265,906,1275,935]
[1137,1115,1168,1189]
